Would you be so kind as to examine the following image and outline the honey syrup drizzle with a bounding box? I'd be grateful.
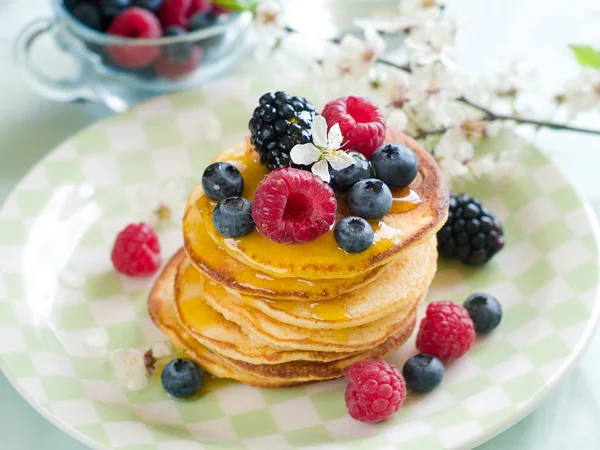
[390,187,422,213]
[263,298,353,322]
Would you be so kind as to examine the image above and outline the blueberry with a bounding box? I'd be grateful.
[132,0,163,11]
[463,293,502,335]
[402,354,444,393]
[161,358,204,399]
[163,26,193,63]
[72,4,104,31]
[330,152,373,193]
[371,144,419,189]
[100,0,131,20]
[189,12,217,31]
[334,217,374,253]
[202,162,244,201]
[213,197,254,238]
[347,179,392,220]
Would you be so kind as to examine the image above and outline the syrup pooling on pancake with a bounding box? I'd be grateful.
[182,207,390,300]
[186,130,448,280]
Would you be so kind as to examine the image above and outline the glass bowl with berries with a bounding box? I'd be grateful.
[14,0,252,111]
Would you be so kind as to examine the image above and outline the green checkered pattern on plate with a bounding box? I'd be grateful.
[0,76,598,450]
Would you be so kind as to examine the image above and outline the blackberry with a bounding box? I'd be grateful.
[437,193,505,266]
[249,91,316,170]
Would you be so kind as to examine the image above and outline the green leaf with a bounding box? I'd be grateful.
[570,45,600,69]
[213,0,259,12]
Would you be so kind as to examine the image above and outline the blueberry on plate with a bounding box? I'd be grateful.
[329,151,373,193]
[132,0,163,11]
[163,26,193,63]
[161,358,204,398]
[463,293,502,335]
[202,162,244,201]
[213,197,254,238]
[72,3,104,31]
[402,354,444,393]
[100,0,131,20]
[334,217,374,253]
[371,144,418,189]
[347,178,392,220]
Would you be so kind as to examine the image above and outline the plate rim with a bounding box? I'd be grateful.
[0,86,599,450]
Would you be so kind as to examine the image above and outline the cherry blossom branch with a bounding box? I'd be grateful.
[459,97,600,136]
[379,58,600,137]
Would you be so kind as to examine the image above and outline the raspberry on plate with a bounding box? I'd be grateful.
[344,360,406,423]
[416,301,475,360]
[106,7,162,69]
[154,45,203,80]
[251,168,336,244]
[158,0,211,28]
[111,223,161,276]
[321,96,386,158]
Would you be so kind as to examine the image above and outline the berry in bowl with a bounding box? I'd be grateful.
[14,0,252,111]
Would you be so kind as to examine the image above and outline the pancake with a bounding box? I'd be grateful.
[149,251,417,387]
[200,272,426,353]
[184,130,449,281]
[242,237,437,329]
[183,209,389,301]
[174,254,370,365]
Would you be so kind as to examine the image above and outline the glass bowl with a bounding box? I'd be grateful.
[14,0,253,111]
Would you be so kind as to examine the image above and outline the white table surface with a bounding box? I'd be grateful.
[1,0,600,449]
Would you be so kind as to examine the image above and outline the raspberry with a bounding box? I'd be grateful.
[321,96,386,158]
[251,168,336,244]
[111,223,161,276]
[416,301,475,360]
[106,8,162,69]
[344,360,406,423]
[158,0,211,28]
[154,46,203,79]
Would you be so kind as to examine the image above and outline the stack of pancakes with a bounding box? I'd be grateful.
[149,130,449,388]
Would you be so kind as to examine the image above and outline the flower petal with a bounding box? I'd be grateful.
[151,342,173,359]
[291,143,321,165]
[311,160,331,182]
[111,348,148,391]
[312,115,328,148]
[328,151,355,171]
[327,123,344,150]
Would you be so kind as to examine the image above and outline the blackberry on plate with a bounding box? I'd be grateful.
[437,193,505,266]
[249,91,316,170]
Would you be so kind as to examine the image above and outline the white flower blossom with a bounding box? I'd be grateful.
[254,1,287,60]
[405,16,459,68]
[386,108,409,131]
[135,180,186,229]
[111,348,148,391]
[433,127,474,179]
[559,68,600,117]
[322,28,386,79]
[290,115,354,182]
[407,66,462,127]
